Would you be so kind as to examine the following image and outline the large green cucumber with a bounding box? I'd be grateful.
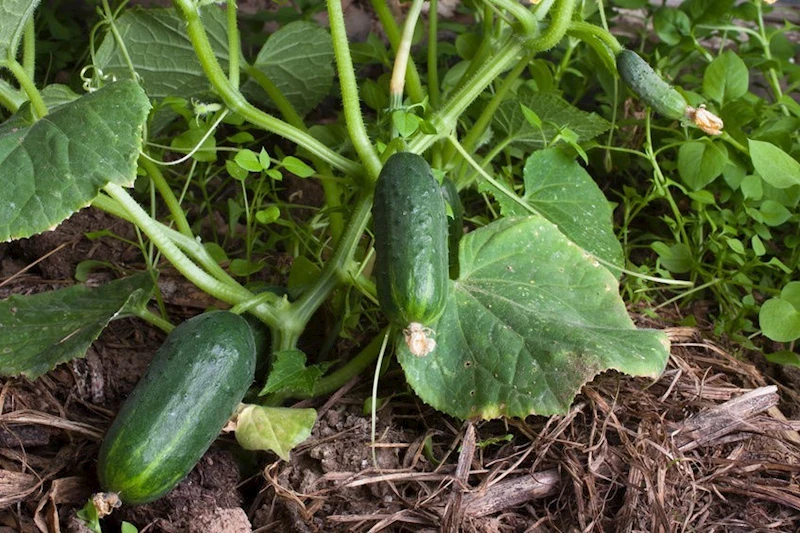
[616,49,688,120]
[97,311,256,505]
[373,152,449,340]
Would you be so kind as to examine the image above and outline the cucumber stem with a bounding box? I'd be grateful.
[172,0,362,177]
[103,183,282,327]
[140,157,193,238]
[4,58,46,118]
[390,0,425,105]
[427,0,440,109]
[369,0,425,105]
[225,0,240,89]
[0,79,24,112]
[328,0,382,180]
[129,306,175,334]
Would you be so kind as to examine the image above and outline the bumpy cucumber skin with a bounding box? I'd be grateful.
[97,312,256,505]
[440,177,464,280]
[616,49,688,120]
[373,152,449,327]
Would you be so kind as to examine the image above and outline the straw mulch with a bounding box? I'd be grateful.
[1,325,799,532]
[252,327,800,532]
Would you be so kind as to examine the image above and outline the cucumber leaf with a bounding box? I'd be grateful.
[243,20,335,117]
[492,89,611,150]
[93,6,228,100]
[259,349,333,396]
[234,404,316,461]
[398,216,669,419]
[0,80,149,242]
[480,147,624,270]
[0,0,39,63]
[0,272,155,379]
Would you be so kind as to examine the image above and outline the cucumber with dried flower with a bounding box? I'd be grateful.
[373,152,449,356]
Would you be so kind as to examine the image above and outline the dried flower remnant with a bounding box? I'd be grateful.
[687,105,724,136]
[404,322,437,357]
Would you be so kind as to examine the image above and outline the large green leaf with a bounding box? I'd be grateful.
[398,217,669,419]
[0,0,39,62]
[481,148,624,269]
[243,21,334,117]
[93,7,228,100]
[492,89,610,149]
[0,80,149,241]
[0,273,155,379]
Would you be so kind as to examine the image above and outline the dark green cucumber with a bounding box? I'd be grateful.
[97,311,256,505]
[616,49,688,120]
[440,177,464,280]
[373,152,449,330]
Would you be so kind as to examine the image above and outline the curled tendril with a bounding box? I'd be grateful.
[79,66,118,93]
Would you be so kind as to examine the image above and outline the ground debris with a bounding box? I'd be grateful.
[251,329,800,532]
[1,309,799,531]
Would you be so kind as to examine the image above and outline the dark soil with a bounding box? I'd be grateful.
[2,208,800,532]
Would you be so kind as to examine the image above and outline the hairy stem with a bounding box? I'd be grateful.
[172,0,361,177]
[427,0,440,108]
[226,0,240,89]
[4,59,46,117]
[103,183,282,327]
[140,156,193,237]
[328,0,382,180]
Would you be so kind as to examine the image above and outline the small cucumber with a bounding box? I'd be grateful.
[373,153,449,355]
[97,311,256,504]
[616,49,688,120]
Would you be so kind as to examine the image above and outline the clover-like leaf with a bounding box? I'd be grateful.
[398,216,670,419]
[259,349,331,396]
[749,139,800,189]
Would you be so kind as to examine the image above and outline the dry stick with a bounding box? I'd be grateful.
[462,469,560,518]
[669,385,780,452]
[442,423,476,532]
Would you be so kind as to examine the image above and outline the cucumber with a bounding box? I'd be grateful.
[440,177,464,280]
[97,311,256,505]
[616,49,688,120]
[373,152,448,355]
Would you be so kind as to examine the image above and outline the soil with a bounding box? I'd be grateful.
[2,208,800,532]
